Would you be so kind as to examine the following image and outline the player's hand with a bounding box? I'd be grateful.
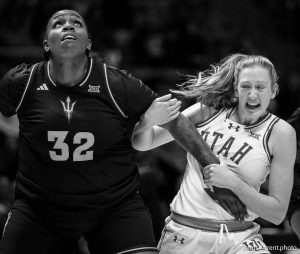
[203,156,248,220]
[142,94,181,127]
[204,187,248,220]
[203,163,238,189]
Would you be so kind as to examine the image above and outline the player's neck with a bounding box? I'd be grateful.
[49,56,89,87]
[233,107,268,126]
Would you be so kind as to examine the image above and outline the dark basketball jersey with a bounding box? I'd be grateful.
[0,57,157,230]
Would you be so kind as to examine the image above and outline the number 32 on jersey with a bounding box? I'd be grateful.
[48,131,94,161]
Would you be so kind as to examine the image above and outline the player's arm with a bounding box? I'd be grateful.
[161,106,218,167]
[204,120,296,224]
[132,102,248,220]
[0,113,19,139]
[132,94,181,150]
[162,106,248,220]
[132,102,212,150]
[0,63,32,117]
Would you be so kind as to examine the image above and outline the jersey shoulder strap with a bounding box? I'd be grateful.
[94,58,128,118]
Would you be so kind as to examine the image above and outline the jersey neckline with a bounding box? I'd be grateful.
[226,107,272,129]
[46,58,93,87]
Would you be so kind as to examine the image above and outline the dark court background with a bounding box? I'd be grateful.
[0,0,299,253]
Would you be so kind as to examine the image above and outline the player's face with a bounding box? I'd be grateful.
[44,10,91,59]
[235,65,276,123]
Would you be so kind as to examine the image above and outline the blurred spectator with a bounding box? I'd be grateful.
[0,114,19,181]
[0,113,18,236]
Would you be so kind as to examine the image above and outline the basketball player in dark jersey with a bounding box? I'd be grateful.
[0,9,246,254]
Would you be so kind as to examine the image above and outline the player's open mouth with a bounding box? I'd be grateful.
[62,35,76,41]
[246,102,260,110]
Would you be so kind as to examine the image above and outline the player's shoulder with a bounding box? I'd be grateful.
[104,63,141,83]
[269,116,296,147]
[183,102,220,125]
[273,117,296,137]
[0,62,43,92]
[92,57,129,77]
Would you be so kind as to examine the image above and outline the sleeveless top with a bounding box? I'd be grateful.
[171,107,279,221]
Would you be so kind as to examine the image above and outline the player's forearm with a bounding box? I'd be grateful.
[0,114,19,138]
[132,119,174,151]
[131,118,154,151]
[230,177,289,224]
[163,113,219,167]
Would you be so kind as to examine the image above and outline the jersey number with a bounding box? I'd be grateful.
[48,131,94,161]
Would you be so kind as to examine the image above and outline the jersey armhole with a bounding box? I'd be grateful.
[196,108,225,128]
[15,63,38,113]
[103,63,128,118]
[263,117,280,163]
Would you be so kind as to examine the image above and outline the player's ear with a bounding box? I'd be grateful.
[43,40,50,52]
[87,39,92,51]
[271,83,278,99]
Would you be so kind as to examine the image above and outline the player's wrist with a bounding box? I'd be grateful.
[139,113,155,129]
[230,175,242,193]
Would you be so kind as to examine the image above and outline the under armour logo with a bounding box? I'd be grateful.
[88,85,100,93]
[228,123,240,132]
[60,96,77,123]
[173,235,185,244]
[249,131,261,140]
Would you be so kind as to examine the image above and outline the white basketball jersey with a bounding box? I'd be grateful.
[170,107,279,221]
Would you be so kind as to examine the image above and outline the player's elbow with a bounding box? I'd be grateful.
[131,136,151,151]
[268,208,287,225]
[132,142,149,151]
[270,216,284,225]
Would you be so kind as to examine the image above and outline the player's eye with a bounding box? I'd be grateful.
[53,21,62,28]
[241,84,251,90]
[256,85,265,91]
[74,20,82,27]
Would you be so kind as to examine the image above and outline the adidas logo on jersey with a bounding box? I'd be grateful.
[88,85,100,93]
[37,83,49,90]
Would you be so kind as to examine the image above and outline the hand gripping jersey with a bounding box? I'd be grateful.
[171,107,279,221]
[0,57,157,230]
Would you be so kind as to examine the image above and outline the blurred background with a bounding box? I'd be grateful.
[0,0,300,253]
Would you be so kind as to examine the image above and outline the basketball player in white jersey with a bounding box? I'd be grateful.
[132,54,296,253]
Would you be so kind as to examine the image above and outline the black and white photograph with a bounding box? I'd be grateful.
[0,1,299,253]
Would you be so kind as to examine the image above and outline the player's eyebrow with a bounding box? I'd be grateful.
[52,13,83,20]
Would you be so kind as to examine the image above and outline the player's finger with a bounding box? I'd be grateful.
[224,200,240,220]
[168,101,181,111]
[169,106,181,116]
[218,200,232,215]
[235,200,246,220]
[155,94,172,102]
[219,155,226,166]
[241,201,248,218]
[168,112,180,121]
[168,98,178,105]
[169,110,180,119]
[202,168,210,179]
[203,164,217,171]
[203,179,211,186]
